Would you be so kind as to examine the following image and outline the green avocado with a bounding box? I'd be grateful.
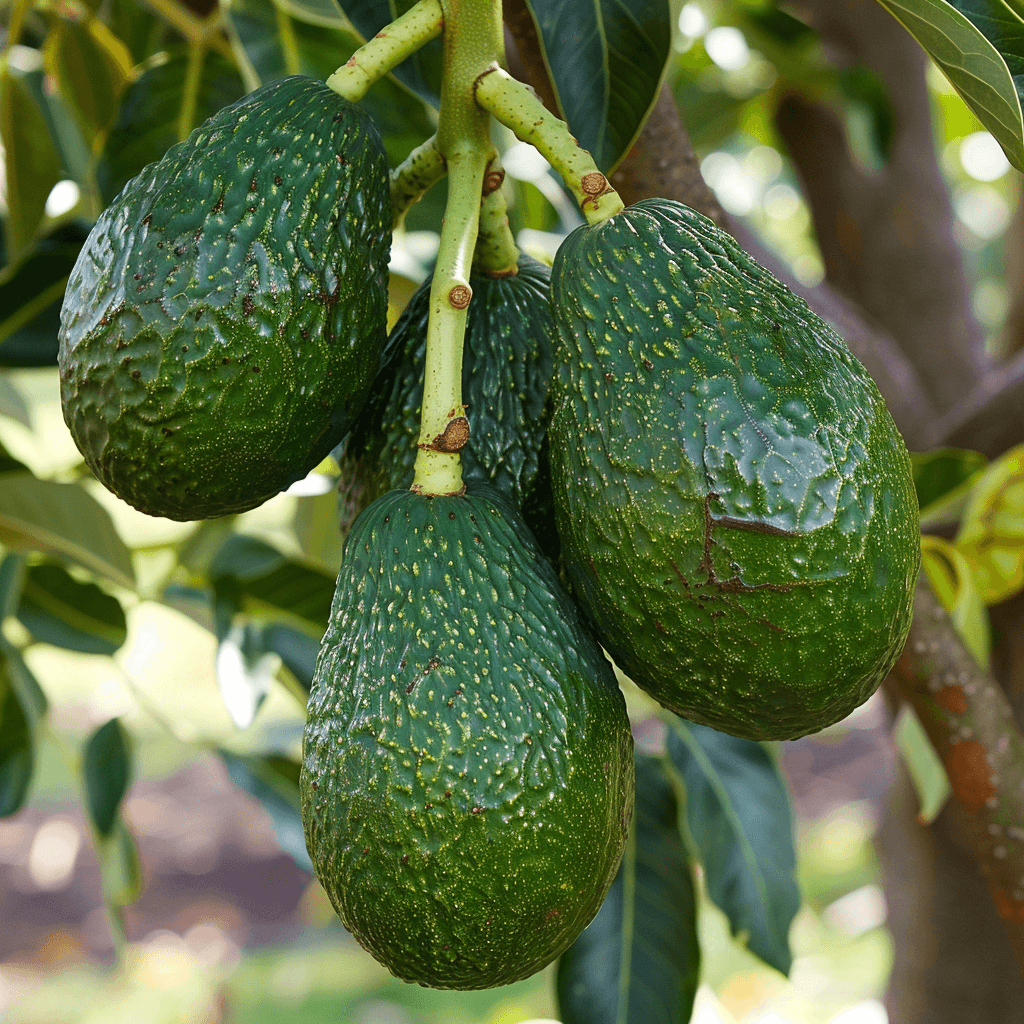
[343,253,555,507]
[59,75,391,521]
[548,198,920,741]
[301,487,634,989]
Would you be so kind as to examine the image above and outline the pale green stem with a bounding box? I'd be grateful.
[142,0,233,59]
[327,0,444,103]
[473,148,519,275]
[475,65,625,224]
[5,0,32,47]
[390,133,447,228]
[177,41,206,141]
[411,0,506,495]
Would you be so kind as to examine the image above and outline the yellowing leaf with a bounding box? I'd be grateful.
[921,535,991,666]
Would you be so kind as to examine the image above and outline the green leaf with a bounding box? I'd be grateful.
[0,376,30,426]
[521,0,673,172]
[215,620,278,728]
[17,562,128,656]
[913,447,988,529]
[96,50,247,207]
[96,819,142,906]
[666,718,799,975]
[220,750,312,871]
[224,0,434,165]
[872,0,1024,172]
[0,222,90,368]
[0,553,27,619]
[82,718,132,838]
[954,442,1024,604]
[557,752,699,1024]
[0,474,135,590]
[921,536,991,666]
[0,438,29,475]
[0,62,64,258]
[0,638,48,817]
[338,0,443,105]
[278,0,349,25]
[893,705,952,824]
[263,622,319,693]
[43,12,134,143]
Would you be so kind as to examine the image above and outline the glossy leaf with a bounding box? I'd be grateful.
[43,12,134,142]
[97,50,247,206]
[0,222,90,369]
[338,0,443,105]
[954,442,1024,604]
[921,536,991,667]
[666,718,799,975]
[521,0,673,172]
[83,718,132,837]
[0,377,30,426]
[0,638,48,818]
[894,704,951,824]
[17,562,128,656]
[913,447,988,529]
[220,750,312,871]
[224,0,434,165]
[0,64,63,258]
[0,474,135,589]
[872,0,1024,171]
[557,752,699,1024]
[215,621,279,729]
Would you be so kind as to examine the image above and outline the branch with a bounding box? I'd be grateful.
[777,0,987,415]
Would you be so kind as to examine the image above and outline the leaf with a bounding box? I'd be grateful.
[220,750,312,871]
[0,376,30,426]
[666,718,799,975]
[96,819,143,906]
[557,752,699,1024]
[521,0,673,172]
[0,474,135,589]
[0,553,27,620]
[0,638,48,818]
[339,0,444,105]
[277,0,349,25]
[872,0,1024,172]
[82,718,132,837]
[912,447,988,529]
[96,50,247,207]
[44,12,134,142]
[17,562,128,656]
[921,535,991,666]
[215,621,279,729]
[223,0,434,165]
[0,438,29,475]
[893,704,952,824]
[954,441,1024,604]
[0,62,64,258]
[263,622,320,693]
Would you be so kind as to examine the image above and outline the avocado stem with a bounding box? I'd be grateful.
[411,0,505,496]
[390,134,447,229]
[474,65,625,225]
[473,148,520,276]
[326,0,444,103]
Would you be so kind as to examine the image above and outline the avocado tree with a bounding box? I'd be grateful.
[2,0,1024,1020]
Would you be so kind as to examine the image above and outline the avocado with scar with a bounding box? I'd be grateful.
[58,75,391,520]
[548,198,920,741]
[300,486,634,989]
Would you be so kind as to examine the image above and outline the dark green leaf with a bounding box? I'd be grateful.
[338,0,443,105]
[83,717,132,838]
[17,562,127,656]
[521,0,672,172]
[0,638,48,817]
[0,64,63,258]
[0,438,29,475]
[872,0,1024,171]
[263,622,319,693]
[0,474,135,589]
[96,50,247,207]
[557,752,699,1024]
[107,0,165,65]
[0,639,48,720]
[0,553,27,620]
[666,718,799,975]
[220,750,312,871]
[14,64,92,187]
[913,447,988,527]
[225,0,434,165]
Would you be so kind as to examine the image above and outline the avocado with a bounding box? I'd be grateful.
[548,198,920,741]
[58,75,391,521]
[345,253,555,508]
[301,487,634,989]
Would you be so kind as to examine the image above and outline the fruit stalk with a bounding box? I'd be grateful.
[473,149,519,276]
[390,133,447,227]
[411,0,505,495]
[327,0,444,102]
[475,65,624,224]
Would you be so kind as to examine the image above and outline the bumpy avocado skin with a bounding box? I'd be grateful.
[301,488,634,989]
[59,76,391,521]
[347,253,555,505]
[548,198,920,741]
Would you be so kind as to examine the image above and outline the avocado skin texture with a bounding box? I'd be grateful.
[301,487,634,989]
[344,253,555,506]
[548,198,920,741]
[59,75,391,521]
